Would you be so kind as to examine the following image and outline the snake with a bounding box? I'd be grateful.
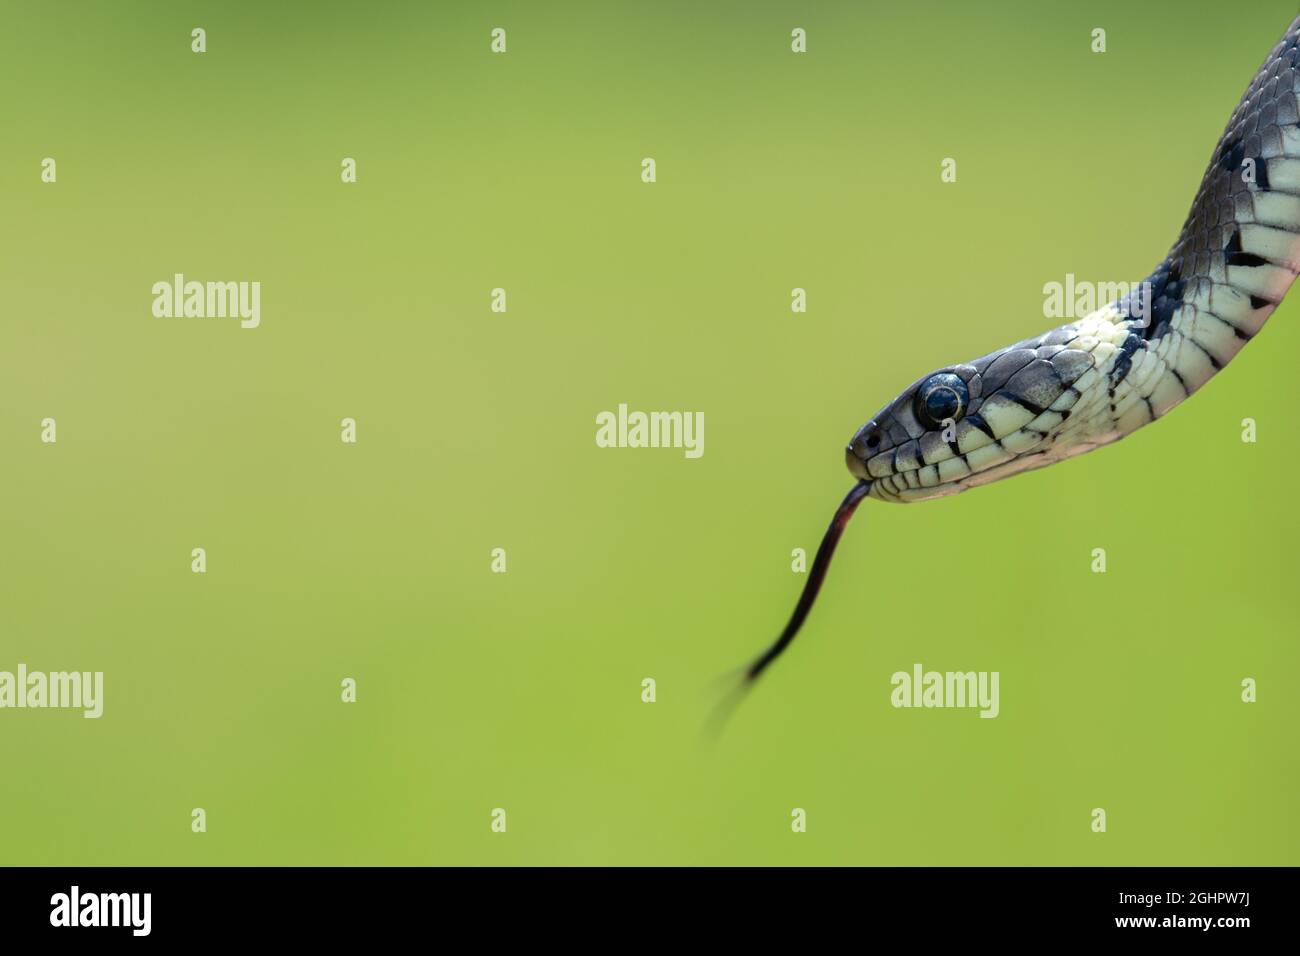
[739,14,1300,688]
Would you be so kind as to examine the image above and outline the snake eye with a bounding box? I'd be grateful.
[913,373,969,430]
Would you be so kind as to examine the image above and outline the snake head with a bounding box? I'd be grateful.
[846,328,1105,502]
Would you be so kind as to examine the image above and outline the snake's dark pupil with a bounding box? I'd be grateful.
[925,388,960,421]
[914,372,970,428]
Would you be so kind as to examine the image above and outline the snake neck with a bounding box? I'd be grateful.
[1107,17,1300,421]
[1044,16,1300,454]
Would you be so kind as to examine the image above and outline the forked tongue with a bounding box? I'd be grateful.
[744,479,871,682]
[706,479,872,737]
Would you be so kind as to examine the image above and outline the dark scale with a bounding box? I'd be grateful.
[1217,135,1246,173]
[1108,331,1145,388]
[1223,227,1269,268]
[963,413,997,441]
[1251,155,1270,189]
[1131,258,1185,342]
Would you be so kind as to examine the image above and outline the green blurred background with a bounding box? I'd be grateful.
[2,0,1296,865]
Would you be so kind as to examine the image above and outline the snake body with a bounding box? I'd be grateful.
[848,14,1300,503]
[738,14,1300,691]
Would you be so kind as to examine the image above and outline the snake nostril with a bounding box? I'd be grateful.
[865,430,882,449]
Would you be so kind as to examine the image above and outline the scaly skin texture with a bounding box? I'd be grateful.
[847,14,1300,503]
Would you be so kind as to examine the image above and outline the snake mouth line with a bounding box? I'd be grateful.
[743,478,872,684]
